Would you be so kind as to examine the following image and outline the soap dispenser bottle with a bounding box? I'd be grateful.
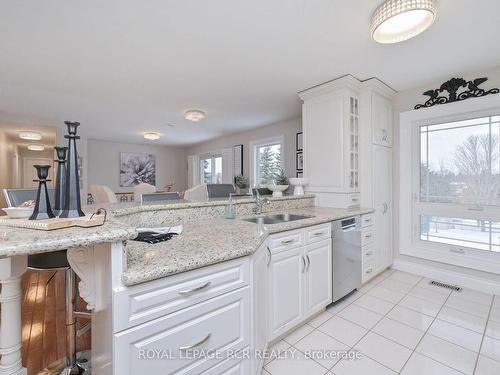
[224,193,236,219]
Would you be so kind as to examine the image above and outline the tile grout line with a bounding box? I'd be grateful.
[471,294,495,374]
[398,284,472,375]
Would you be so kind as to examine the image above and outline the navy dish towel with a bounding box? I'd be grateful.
[134,231,177,244]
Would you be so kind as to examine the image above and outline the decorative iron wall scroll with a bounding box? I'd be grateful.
[415,77,499,109]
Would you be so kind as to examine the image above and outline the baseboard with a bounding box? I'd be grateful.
[392,258,500,295]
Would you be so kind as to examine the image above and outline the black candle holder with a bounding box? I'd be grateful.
[53,146,68,217]
[29,165,55,220]
[59,121,85,218]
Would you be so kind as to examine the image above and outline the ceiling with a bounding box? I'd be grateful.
[1,0,500,146]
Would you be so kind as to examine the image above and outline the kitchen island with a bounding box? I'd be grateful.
[0,195,373,375]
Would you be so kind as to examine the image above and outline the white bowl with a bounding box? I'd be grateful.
[2,207,34,219]
[289,177,309,196]
[266,184,289,197]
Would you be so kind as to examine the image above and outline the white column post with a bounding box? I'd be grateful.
[0,256,27,375]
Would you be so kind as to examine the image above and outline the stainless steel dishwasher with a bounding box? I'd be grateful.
[332,216,362,302]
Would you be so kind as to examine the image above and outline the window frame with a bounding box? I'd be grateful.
[199,153,223,184]
[399,95,500,274]
[249,136,285,188]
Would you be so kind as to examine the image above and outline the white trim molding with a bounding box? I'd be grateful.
[392,258,500,295]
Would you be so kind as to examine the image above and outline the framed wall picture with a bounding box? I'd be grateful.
[120,152,156,187]
[233,144,243,176]
[296,171,303,178]
[296,132,303,151]
[296,152,303,170]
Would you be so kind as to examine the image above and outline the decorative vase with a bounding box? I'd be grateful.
[53,146,68,216]
[59,121,85,218]
[29,165,55,220]
[289,177,309,196]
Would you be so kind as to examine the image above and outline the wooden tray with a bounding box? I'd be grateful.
[0,214,105,231]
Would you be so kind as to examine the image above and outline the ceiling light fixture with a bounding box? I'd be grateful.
[27,144,45,151]
[371,0,436,44]
[184,109,206,122]
[143,132,160,140]
[19,131,42,141]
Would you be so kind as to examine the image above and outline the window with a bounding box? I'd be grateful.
[417,114,500,254]
[251,137,284,187]
[200,155,222,184]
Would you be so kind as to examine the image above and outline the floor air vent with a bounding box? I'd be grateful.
[429,280,462,292]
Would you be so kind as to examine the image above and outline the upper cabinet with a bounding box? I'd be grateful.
[299,76,361,208]
[372,92,393,147]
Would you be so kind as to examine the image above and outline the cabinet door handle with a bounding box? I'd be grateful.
[306,254,311,271]
[365,250,373,255]
[365,267,373,274]
[267,246,272,265]
[179,333,211,350]
[178,282,211,295]
[301,256,306,273]
[364,234,372,239]
[313,231,325,236]
[281,239,294,245]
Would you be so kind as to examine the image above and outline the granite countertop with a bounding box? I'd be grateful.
[122,206,373,286]
[108,194,315,216]
[0,221,137,258]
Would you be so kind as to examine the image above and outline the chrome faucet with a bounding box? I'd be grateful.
[252,189,270,215]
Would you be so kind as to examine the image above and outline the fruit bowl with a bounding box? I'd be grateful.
[266,184,289,197]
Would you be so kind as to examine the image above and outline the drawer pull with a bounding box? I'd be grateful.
[281,239,295,244]
[364,219,372,224]
[313,231,325,236]
[179,333,211,350]
[351,198,359,202]
[178,282,211,295]
[365,267,373,274]
[365,250,373,255]
[364,234,372,239]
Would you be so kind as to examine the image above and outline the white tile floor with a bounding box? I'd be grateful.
[262,269,500,375]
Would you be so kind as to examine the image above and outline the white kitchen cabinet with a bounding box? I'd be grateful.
[299,76,361,208]
[250,243,268,374]
[304,239,332,317]
[268,246,304,340]
[114,287,250,375]
[373,145,393,272]
[268,225,332,341]
[372,92,393,147]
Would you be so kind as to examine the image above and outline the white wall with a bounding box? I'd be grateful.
[87,139,187,193]
[392,65,500,287]
[0,130,14,209]
[186,117,302,183]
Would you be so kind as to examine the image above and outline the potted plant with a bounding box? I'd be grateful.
[267,169,289,197]
[234,175,248,195]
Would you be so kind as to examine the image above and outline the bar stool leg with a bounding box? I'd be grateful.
[58,268,85,375]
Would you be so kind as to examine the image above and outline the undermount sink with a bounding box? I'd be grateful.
[244,213,314,224]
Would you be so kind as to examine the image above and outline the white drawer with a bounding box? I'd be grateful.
[361,227,374,246]
[114,287,250,375]
[304,223,331,245]
[201,355,250,374]
[361,213,374,228]
[362,259,376,283]
[362,244,376,264]
[348,193,361,207]
[113,257,250,332]
[268,229,303,253]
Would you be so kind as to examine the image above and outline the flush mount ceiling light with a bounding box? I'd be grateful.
[143,132,160,140]
[371,0,436,44]
[27,144,45,151]
[184,109,206,122]
[19,131,42,141]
